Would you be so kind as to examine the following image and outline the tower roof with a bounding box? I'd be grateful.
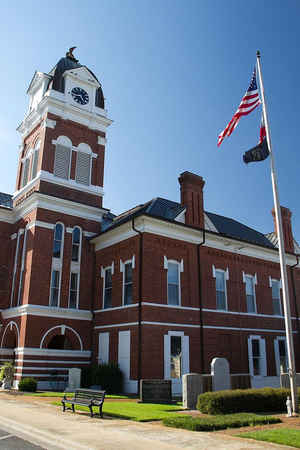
[49,49,105,109]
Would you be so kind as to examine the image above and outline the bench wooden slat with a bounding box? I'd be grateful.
[62,388,106,418]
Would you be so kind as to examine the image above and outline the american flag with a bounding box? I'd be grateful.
[218,68,261,147]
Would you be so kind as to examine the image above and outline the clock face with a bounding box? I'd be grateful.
[71,87,89,105]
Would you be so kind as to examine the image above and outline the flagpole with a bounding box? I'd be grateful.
[256,50,298,414]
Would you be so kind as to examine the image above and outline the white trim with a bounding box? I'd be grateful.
[248,335,267,377]
[17,228,28,306]
[270,278,283,316]
[40,325,83,350]
[49,222,65,307]
[166,258,181,306]
[2,304,92,321]
[14,359,90,364]
[122,258,134,306]
[274,336,288,376]
[94,322,138,330]
[13,192,105,224]
[0,209,13,224]
[202,308,288,319]
[213,267,228,311]
[97,136,107,146]
[0,349,14,355]
[14,347,91,357]
[16,366,72,371]
[10,230,22,306]
[27,220,54,230]
[92,320,290,334]
[91,216,204,251]
[203,325,290,333]
[0,321,20,348]
[243,273,257,313]
[141,302,199,311]
[101,263,114,309]
[94,303,138,313]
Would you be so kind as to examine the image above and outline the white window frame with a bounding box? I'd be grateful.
[101,262,114,309]
[164,256,184,306]
[120,256,135,306]
[212,265,229,311]
[21,156,31,187]
[243,272,257,313]
[17,227,28,306]
[274,336,288,376]
[269,277,283,316]
[68,272,80,309]
[49,222,64,307]
[71,226,82,264]
[53,136,72,180]
[30,140,41,181]
[247,335,267,377]
[49,269,61,307]
[164,331,189,380]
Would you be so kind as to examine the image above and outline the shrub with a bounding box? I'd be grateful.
[163,413,281,432]
[197,387,294,415]
[0,362,15,382]
[18,377,37,392]
[81,363,123,394]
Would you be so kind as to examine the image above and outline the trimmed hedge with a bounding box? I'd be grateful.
[81,362,123,394]
[18,377,37,392]
[197,388,294,415]
[163,413,281,432]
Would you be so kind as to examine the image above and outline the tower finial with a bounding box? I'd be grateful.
[66,47,78,63]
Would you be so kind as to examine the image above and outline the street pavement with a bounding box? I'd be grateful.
[0,393,291,449]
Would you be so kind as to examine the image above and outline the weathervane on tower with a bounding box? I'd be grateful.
[66,46,78,63]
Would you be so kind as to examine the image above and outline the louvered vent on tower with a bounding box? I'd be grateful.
[75,152,91,185]
[54,145,71,179]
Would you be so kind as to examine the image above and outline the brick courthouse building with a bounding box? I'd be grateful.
[0,51,300,393]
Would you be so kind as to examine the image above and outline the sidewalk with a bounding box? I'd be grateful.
[0,393,289,449]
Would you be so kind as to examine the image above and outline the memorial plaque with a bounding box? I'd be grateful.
[211,357,231,391]
[140,379,172,403]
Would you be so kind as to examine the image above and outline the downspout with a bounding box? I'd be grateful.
[132,217,143,393]
[197,228,206,373]
[290,254,300,334]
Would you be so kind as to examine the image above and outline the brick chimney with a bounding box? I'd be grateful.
[272,206,294,253]
[178,171,205,229]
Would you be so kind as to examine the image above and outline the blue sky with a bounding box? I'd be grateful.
[1,0,300,241]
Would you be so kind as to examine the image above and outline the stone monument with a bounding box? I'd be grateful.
[211,357,231,391]
[65,368,81,392]
[182,373,203,409]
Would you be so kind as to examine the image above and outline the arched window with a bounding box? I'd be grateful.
[72,227,81,262]
[47,335,73,350]
[21,157,30,187]
[75,143,92,185]
[31,140,40,180]
[53,136,72,180]
[53,223,64,258]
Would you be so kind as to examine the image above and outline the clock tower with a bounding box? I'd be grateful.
[0,49,113,388]
[15,48,112,209]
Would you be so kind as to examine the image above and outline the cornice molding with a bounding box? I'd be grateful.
[2,304,92,321]
[13,192,105,223]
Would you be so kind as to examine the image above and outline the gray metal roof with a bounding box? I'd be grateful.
[0,192,12,209]
[206,211,276,249]
[101,197,276,249]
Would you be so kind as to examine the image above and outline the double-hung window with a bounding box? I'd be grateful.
[69,272,79,308]
[50,270,60,307]
[213,266,228,310]
[248,335,267,377]
[71,227,81,262]
[274,337,288,375]
[164,257,183,306]
[53,223,64,258]
[270,278,282,315]
[102,265,113,309]
[243,273,257,313]
[120,257,134,306]
[124,262,133,305]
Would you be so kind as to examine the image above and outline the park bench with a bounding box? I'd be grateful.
[62,388,106,418]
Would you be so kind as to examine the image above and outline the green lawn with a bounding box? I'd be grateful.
[53,400,183,422]
[23,391,130,399]
[238,428,300,448]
